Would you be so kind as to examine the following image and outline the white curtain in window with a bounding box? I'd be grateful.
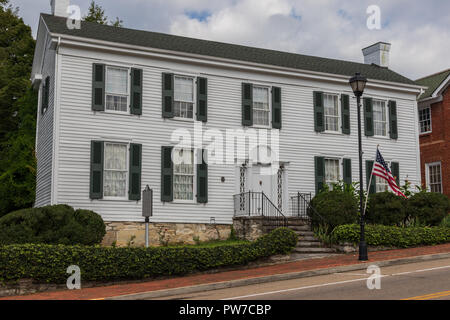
[174,76,193,102]
[325,159,339,186]
[373,100,387,136]
[324,94,339,131]
[173,149,194,200]
[106,67,128,95]
[104,143,127,197]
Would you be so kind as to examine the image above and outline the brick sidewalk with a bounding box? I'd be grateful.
[2,243,450,300]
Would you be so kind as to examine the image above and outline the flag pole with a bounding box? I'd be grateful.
[363,145,379,216]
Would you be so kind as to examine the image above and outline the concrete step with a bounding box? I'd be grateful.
[293,247,336,254]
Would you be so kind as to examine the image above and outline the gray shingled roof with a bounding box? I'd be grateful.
[42,13,417,86]
[416,69,450,100]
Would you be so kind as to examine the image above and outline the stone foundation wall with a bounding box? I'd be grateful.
[101,221,232,247]
[232,216,265,241]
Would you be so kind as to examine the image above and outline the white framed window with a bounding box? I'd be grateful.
[253,86,270,127]
[324,93,340,132]
[373,100,388,137]
[103,142,128,199]
[325,158,340,188]
[174,75,195,119]
[105,66,129,112]
[173,148,195,201]
[418,106,432,134]
[426,162,442,193]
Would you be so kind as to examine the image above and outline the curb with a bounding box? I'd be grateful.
[106,251,450,300]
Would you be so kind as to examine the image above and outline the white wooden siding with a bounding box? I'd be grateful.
[52,46,420,224]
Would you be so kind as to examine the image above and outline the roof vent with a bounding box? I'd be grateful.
[50,0,70,17]
[362,42,391,68]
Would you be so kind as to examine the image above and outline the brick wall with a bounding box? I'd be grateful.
[419,86,450,197]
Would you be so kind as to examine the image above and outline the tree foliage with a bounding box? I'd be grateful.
[0,1,36,216]
[83,1,123,27]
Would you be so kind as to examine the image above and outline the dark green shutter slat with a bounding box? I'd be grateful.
[161,146,173,202]
[341,94,350,134]
[197,149,208,203]
[313,91,324,132]
[366,160,376,194]
[197,77,208,122]
[92,63,105,111]
[129,143,142,200]
[389,100,398,139]
[391,162,400,185]
[272,86,281,129]
[162,73,174,118]
[242,83,253,126]
[363,97,374,136]
[130,68,143,115]
[314,156,325,194]
[90,141,104,199]
[343,158,352,185]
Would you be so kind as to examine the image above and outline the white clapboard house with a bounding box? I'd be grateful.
[31,1,423,245]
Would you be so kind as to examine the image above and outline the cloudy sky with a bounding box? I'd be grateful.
[9,0,450,80]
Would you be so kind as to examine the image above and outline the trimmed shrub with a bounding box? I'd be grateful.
[0,205,106,245]
[366,192,407,226]
[407,192,450,226]
[331,224,450,248]
[309,189,358,231]
[441,214,450,228]
[0,227,297,284]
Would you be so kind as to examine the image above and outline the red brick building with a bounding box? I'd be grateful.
[416,69,450,197]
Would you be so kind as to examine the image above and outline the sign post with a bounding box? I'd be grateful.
[142,185,153,248]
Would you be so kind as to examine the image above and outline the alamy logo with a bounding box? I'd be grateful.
[66,265,81,290]
[366,265,381,290]
[366,5,381,30]
[66,5,81,30]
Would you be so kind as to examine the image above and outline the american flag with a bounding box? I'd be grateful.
[372,149,407,198]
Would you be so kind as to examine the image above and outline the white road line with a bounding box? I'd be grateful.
[221,264,450,300]
[221,278,368,300]
[391,265,450,276]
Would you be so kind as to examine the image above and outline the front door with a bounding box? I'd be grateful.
[251,165,275,202]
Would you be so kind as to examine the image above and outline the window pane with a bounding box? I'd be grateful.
[253,87,269,126]
[106,95,128,112]
[428,163,442,193]
[325,159,340,187]
[105,144,127,170]
[173,148,194,200]
[106,67,128,95]
[373,100,387,136]
[174,76,193,102]
[104,143,127,197]
[419,107,431,133]
[324,94,339,132]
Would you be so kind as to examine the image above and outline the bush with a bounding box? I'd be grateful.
[0,227,297,284]
[0,205,106,245]
[331,224,450,248]
[441,215,450,228]
[366,192,407,226]
[309,189,358,232]
[407,192,450,226]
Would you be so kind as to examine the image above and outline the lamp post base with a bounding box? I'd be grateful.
[359,241,368,261]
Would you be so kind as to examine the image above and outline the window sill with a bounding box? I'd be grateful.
[95,110,136,117]
[169,117,195,122]
[251,124,271,130]
[97,198,136,202]
[171,199,198,204]
[322,130,343,135]
[420,132,432,136]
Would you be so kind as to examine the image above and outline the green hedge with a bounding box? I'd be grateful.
[331,224,450,248]
[0,205,106,245]
[0,227,297,284]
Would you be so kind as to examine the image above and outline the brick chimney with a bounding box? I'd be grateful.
[362,42,391,68]
[50,0,70,17]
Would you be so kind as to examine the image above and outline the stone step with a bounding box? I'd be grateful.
[288,225,311,232]
[295,230,315,237]
[296,241,322,247]
[293,247,336,254]
[297,235,318,241]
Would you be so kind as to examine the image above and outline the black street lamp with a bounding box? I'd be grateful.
[349,72,368,261]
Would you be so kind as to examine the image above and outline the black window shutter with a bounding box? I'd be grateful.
[391,162,400,185]
[389,100,398,139]
[197,77,207,122]
[129,143,142,200]
[161,146,173,202]
[130,68,143,115]
[242,83,253,126]
[363,97,374,136]
[92,63,105,111]
[41,76,50,114]
[162,73,174,118]
[341,94,350,134]
[366,160,376,194]
[313,91,324,132]
[90,141,104,199]
[197,149,208,203]
[272,86,282,129]
[343,158,352,185]
[314,156,325,194]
